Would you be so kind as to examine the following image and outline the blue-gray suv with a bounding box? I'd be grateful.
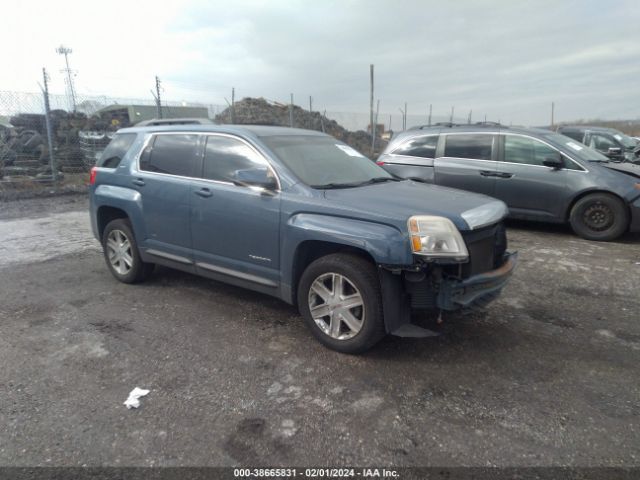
[377,125,640,241]
[89,125,516,353]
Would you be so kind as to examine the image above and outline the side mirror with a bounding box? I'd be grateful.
[607,147,623,157]
[231,166,278,191]
[543,154,563,169]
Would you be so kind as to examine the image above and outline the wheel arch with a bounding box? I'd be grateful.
[566,189,631,223]
[97,206,130,240]
[290,240,376,306]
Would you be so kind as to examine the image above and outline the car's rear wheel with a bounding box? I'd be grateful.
[297,253,385,354]
[569,193,628,241]
[102,218,154,283]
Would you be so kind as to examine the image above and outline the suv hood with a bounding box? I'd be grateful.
[322,180,508,231]
[602,162,640,179]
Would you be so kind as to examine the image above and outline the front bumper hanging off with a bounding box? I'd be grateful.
[437,251,518,310]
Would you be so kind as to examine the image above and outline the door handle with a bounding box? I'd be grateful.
[495,172,514,179]
[132,178,145,187]
[195,188,213,198]
[479,170,495,177]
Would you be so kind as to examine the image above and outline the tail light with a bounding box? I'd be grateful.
[89,166,97,185]
[376,161,385,166]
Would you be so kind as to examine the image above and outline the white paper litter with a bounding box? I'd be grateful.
[124,387,150,409]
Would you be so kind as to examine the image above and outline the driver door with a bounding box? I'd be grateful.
[190,134,281,288]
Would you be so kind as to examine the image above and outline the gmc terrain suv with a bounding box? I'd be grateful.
[89,125,516,353]
[377,124,640,241]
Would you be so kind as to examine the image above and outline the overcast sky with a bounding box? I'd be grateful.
[1,0,638,127]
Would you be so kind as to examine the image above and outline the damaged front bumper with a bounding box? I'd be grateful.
[380,251,518,337]
[437,251,518,310]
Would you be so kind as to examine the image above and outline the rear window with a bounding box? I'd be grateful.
[392,135,438,158]
[139,134,200,177]
[444,134,493,160]
[98,133,136,168]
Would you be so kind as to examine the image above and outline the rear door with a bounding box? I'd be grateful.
[133,132,201,263]
[433,133,497,196]
[493,133,570,221]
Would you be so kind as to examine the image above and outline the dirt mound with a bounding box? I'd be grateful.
[215,98,386,158]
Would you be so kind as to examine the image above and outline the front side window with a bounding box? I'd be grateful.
[98,133,136,168]
[139,134,200,177]
[202,136,267,182]
[392,135,438,158]
[503,135,557,167]
[589,134,617,152]
[444,134,493,160]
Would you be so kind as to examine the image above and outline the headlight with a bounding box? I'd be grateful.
[408,215,469,261]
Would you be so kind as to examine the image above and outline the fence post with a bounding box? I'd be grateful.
[289,93,294,127]
[231,87,236,123]
[371,99,379,155]
[321,110,326,133]
[41,68,57,182]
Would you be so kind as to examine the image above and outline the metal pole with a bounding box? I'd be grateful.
[428,104,432,126]
[289,93,294,127]
[551,101,555,128]
[388,114,392,133]
[370,65,374,140]
[56,45,77,112]
[484,114,487,123]
[231,87,236,123]
[371,99,379,154]
[309,96,313,112]
[41,68,57,182]
[404,102,407,130]
[450,106,454,123]
[155,76,162,119]
[468,109,472,124]
[321,110,326,133]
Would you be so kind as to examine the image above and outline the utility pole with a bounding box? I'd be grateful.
[450,106,454,123]
[388,114,392,133]
[41,68,57,181]
[289,93,294,127]
[309,96,313,112]
[231,87,236,123]
[371,99,380,154]
[321,110,326,133]
[428,104,432,126]
[153,76,163,119]
[484,114,487,123]
[404,102,407,130]
[56,45,77,112]
[369,64,374,137]
[468,109,473,124]
[551,101,555,128]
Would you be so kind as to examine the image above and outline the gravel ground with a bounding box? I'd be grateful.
[0,196,639,467]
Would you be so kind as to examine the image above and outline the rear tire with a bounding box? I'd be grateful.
[569,193,628,241]
[297,253,385,354]
[102,218,154,283]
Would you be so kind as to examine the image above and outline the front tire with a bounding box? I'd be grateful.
[569,193,629,241]
[297,253,385,354]
[101,218,154,283]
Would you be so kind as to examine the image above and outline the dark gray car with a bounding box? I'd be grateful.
[557,125,640,163]
[377,125,640,241]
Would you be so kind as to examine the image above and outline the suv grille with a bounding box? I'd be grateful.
[460,222,506,278]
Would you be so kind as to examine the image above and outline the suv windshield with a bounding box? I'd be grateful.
[611,132,638,150]
[261,135,393,188]
[542,132,610,162]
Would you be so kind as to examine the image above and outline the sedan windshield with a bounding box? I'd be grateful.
[542,132,610,162]
[261,135,393,188]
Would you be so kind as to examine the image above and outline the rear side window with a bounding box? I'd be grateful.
[98,133,136,168]
[140,134,200,177]
[503,135,557,166]
[392,135,438,158]
[202,136,266,182]
[444,134,493,160]
[560,130,584,143]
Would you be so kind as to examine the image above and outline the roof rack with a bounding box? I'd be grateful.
[135,118,213,127]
